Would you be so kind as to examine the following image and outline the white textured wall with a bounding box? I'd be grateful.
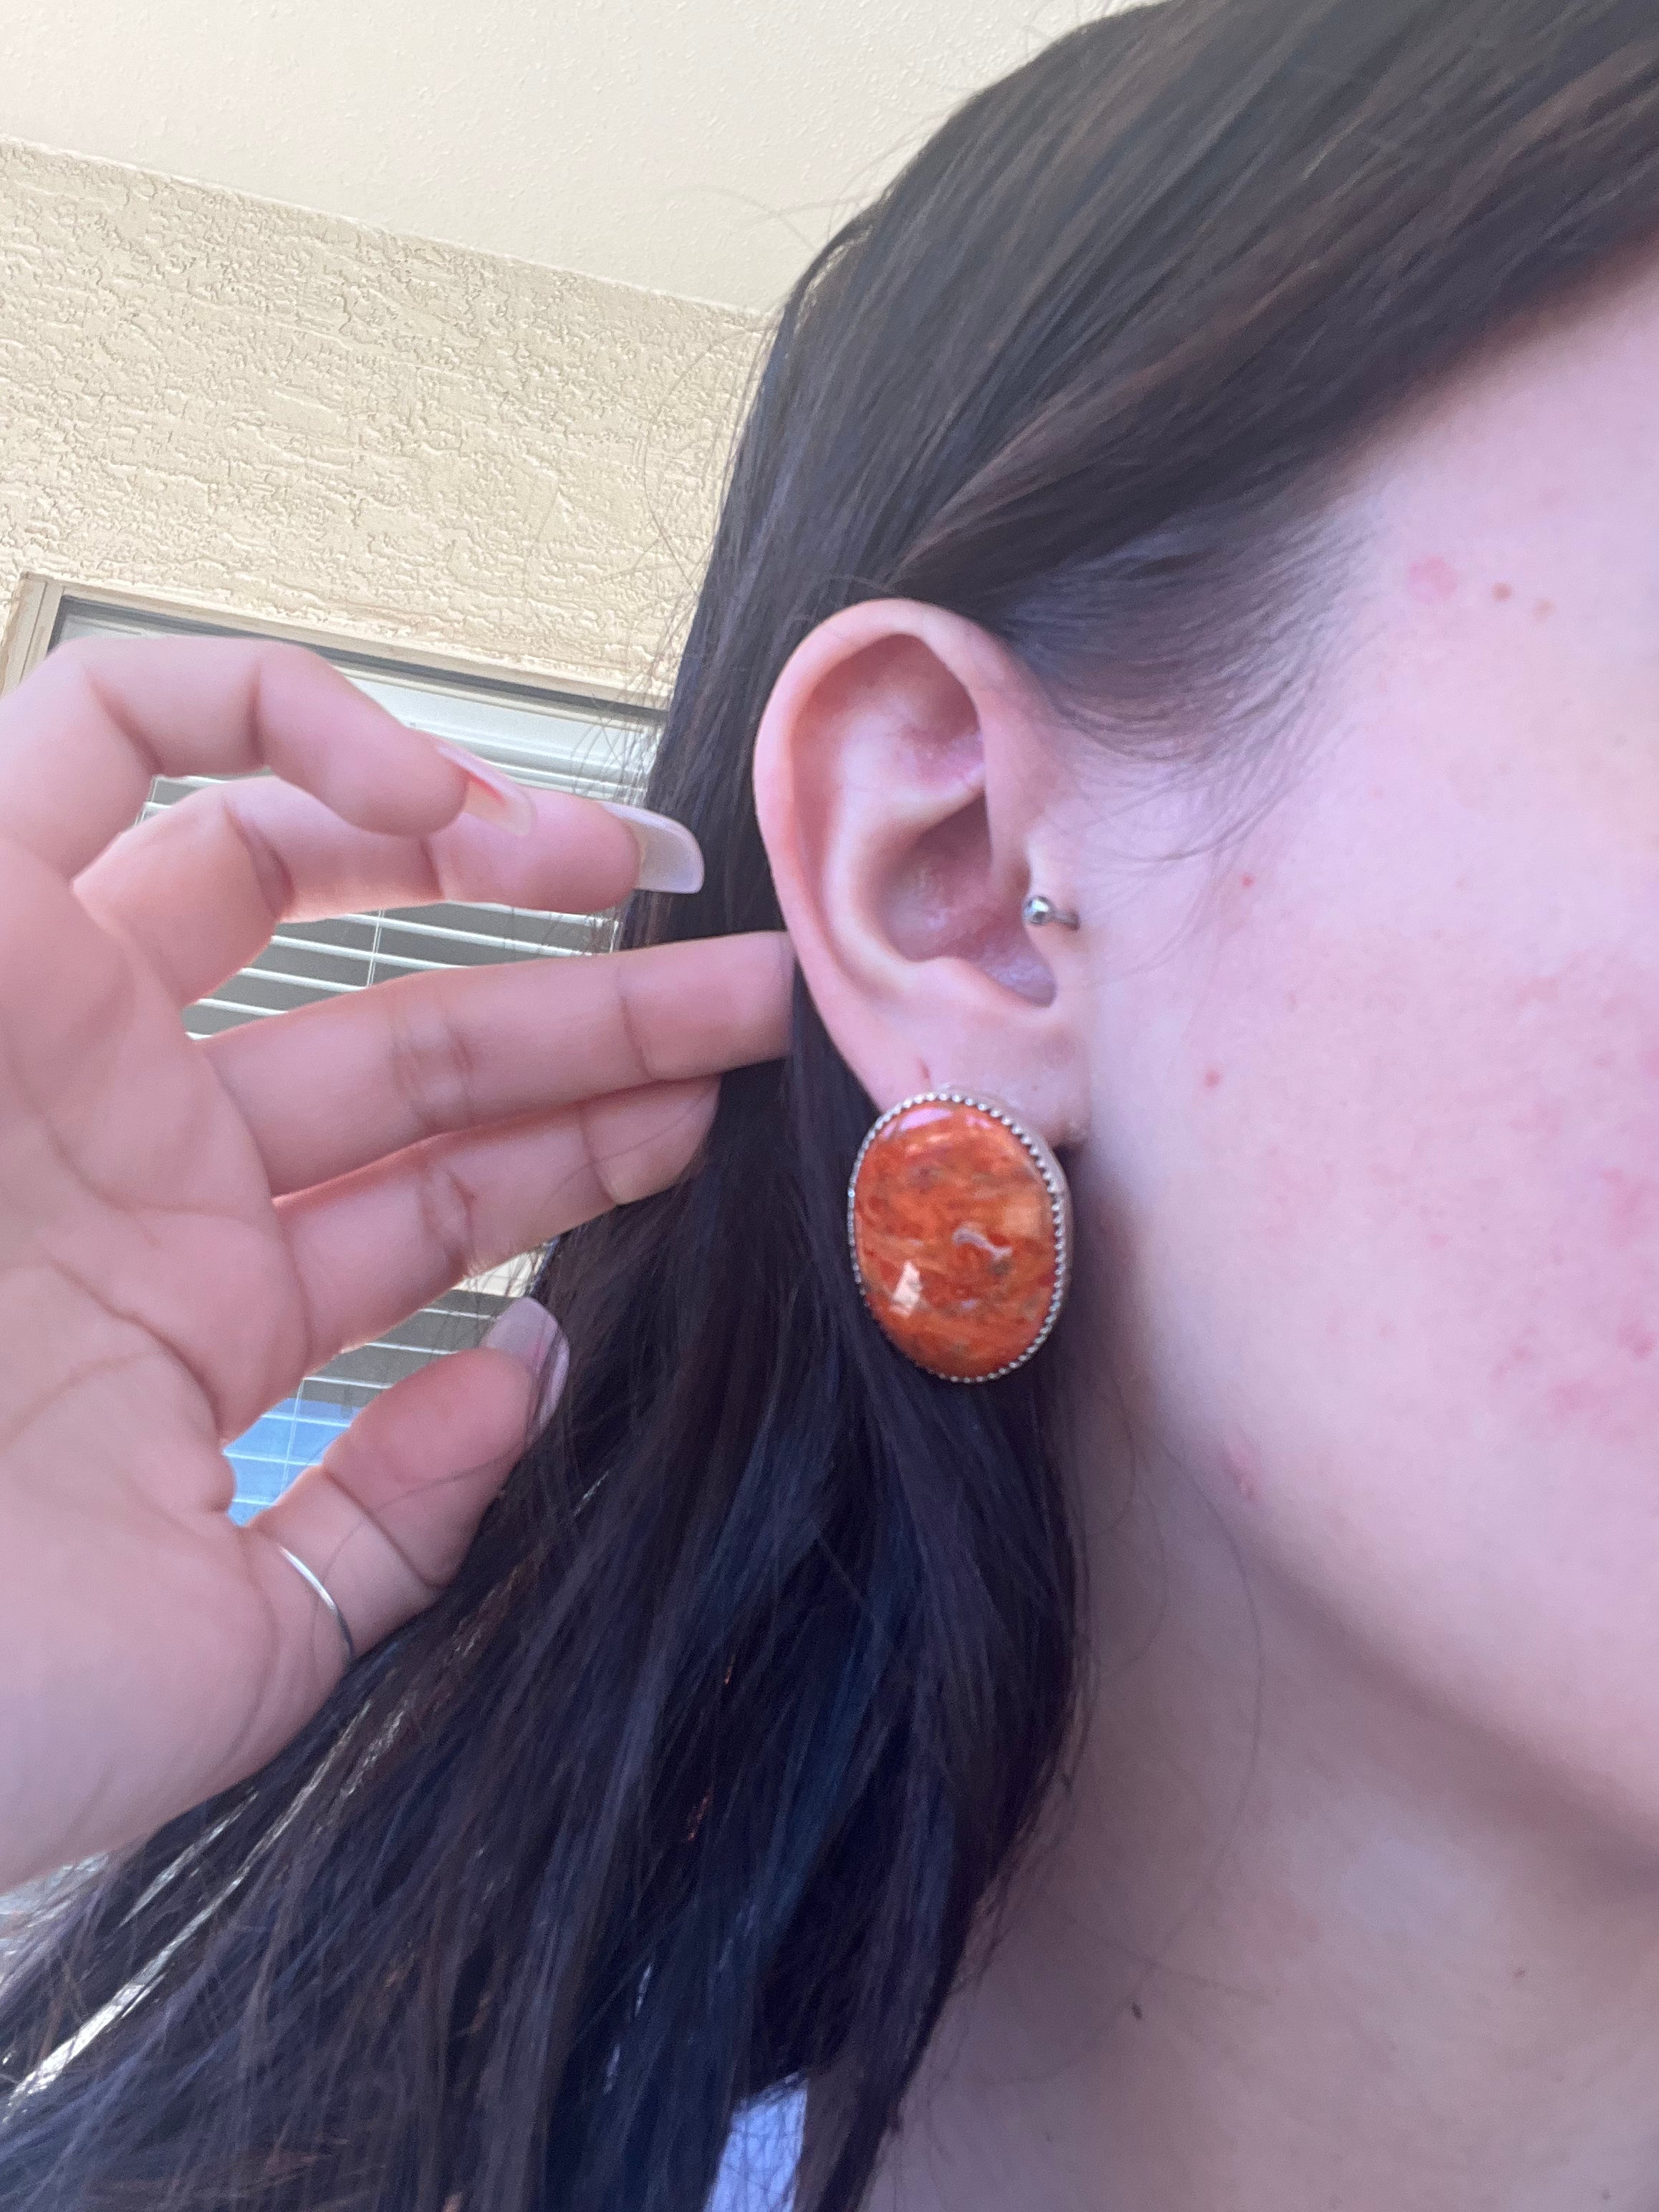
[0,140,765,701]
[0,0,1112,311]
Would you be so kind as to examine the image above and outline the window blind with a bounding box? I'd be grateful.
[49,600,660,1519]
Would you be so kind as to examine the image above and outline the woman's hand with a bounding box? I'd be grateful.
[0,635,791,1893]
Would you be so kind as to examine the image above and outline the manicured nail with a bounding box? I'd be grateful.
[595,800,705,894]
[483,1296,570,1431]
[433,741,537,837]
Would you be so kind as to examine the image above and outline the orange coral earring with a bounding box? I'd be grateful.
[847,1091,1072,1382]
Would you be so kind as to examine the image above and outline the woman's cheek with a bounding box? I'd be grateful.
[1106,892,1659,1537]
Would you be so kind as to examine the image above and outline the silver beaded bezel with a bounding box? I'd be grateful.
[846,1090,1073,1385]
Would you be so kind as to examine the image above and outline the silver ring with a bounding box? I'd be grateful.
[276,1544,357,1669]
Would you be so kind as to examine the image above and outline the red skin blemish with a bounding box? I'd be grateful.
[1595,1165,1655,1249]
[1493,582,1514,602]
[1223,1434,1264,1506]
[1618,1321,1655,1363]
[1534,599,1555,621]
[1241,873,1256,890]
[1547,1379,1597,1423]
[1407,556,1461,605]
[1203,1067,1223,1090]
[1490,1339,1537,1387]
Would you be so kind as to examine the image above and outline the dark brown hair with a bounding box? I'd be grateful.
[6,4,1659,2207]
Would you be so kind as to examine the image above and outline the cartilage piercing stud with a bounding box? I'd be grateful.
[1021,893,1079,931]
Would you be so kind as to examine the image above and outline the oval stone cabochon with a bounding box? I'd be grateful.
[849,1096,1065,1381]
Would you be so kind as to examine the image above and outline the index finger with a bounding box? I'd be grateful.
[0,635,481,880]
[74,772,647,1009]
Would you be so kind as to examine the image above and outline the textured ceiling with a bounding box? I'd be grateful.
[0,0,1122,312]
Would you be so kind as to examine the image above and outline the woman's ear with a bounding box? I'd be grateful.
[752,598,1090,1147]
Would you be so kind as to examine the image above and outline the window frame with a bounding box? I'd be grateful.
[2,573,660,726]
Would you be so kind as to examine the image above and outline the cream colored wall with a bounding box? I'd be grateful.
[0,0,1111,311]
[0,139,766,705]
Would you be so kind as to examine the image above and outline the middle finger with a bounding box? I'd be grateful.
[206,931,794,1196]
[278,1076,722,1385]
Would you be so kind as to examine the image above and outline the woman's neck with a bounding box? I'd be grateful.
[824,1431,1659,2212]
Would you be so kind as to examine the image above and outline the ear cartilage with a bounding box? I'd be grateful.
[1021,893,1080,931]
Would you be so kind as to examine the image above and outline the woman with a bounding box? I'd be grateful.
[6,0,1659,2203]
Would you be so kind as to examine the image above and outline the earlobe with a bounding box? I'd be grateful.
[751,598,1089,1145]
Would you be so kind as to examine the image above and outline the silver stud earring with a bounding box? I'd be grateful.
[1021,893,1079,931]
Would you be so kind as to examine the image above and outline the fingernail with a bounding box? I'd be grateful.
[483,1296,570,1432]
[433,741,537,837]
[595,800,705,894]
